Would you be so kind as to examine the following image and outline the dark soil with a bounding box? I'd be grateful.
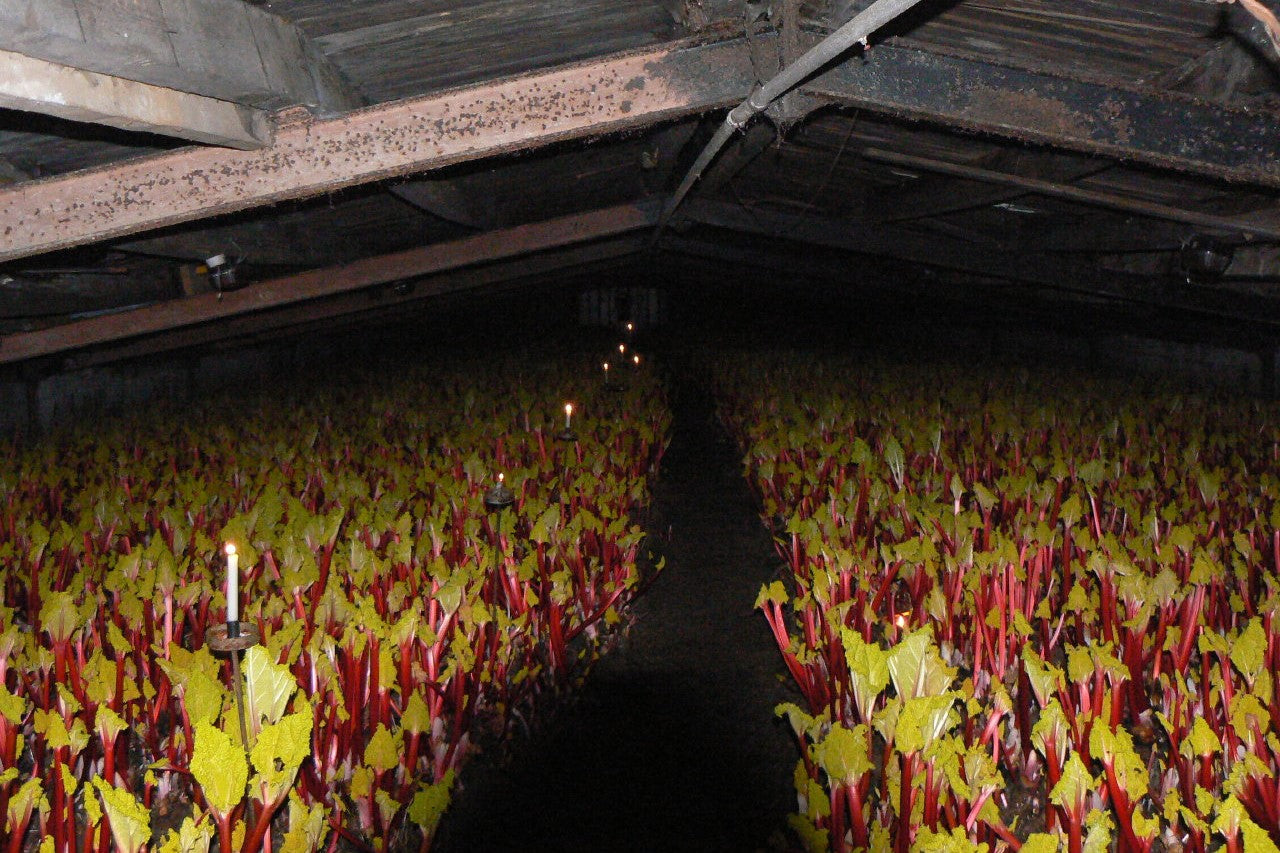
[435,373,798,852]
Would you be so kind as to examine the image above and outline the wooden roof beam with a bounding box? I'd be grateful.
[0,38,753,264]
[61,239,641,370]
[0,200,659,365]
[0,0,358,115]
[680,199,1280,328]
[0,49,269,149]
[4,33,1280,262]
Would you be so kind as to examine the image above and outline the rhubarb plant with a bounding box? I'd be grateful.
[0,354,670,851]
[717,352,1280,851]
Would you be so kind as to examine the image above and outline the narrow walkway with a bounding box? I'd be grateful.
[436,373,796,852]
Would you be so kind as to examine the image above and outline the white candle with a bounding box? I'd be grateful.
[564,403,573,430]
[225,543,239,624]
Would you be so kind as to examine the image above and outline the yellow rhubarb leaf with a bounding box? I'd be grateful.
[92,778,151,853]
[190,720,247,818]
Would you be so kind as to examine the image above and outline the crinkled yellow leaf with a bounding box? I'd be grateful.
[364,723,401,775]
[280,794,327,853]
[190,720,247,818]
[1050,752,1094,811]
[812,723,871,786]
[0,688,26,726]
[250,710,312,802]
[181,670,225,728]
[1184,716,1221,758]
[92,778,151,853]
[895,694,958,755]
[243,645,296,727]
[1021,833,1061,853]
[915,826,990,853]
[401,690,432,735]
[887,626,953,701]
[1233,619,1267,685]
[842,628,890,720]
[1089,724,1147,801]
[754,581,788,609]
[1243,816,1280,852]
[407,769,455,838]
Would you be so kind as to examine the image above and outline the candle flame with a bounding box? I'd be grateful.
[626,322,633,332]
[603,362,610,371]
[565,403,573,416]
[633,354,640,365]
[225,543,237,556]
[618,343,626,354]
[893,611,909,629]
[497,473,505,484]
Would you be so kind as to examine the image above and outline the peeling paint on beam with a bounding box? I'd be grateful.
[0,39,748,263]
[0,201,659,364]
[804,41,1280,188]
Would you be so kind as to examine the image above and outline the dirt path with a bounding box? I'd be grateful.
[435,372,797,852]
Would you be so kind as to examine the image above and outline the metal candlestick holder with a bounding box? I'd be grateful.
[205,620,261,822]
[483,480,515,512]
[483,481,515,613]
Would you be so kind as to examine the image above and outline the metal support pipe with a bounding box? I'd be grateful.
[861,147,1280,244]
[653,0,934,240]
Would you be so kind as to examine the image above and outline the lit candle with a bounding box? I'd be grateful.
[564,402,573,430]
[225,543,239,625]
[632,354,640,366]
[626,322,633,333]
[603,361,610,374]
[618,343,626,355]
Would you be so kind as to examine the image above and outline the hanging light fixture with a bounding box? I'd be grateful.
[1178,235,1233,285]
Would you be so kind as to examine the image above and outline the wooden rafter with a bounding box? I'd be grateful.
[0,201,659,365]
[3,32,1280,262]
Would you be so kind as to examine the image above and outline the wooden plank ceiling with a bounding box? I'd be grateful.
[0,0,1278,366]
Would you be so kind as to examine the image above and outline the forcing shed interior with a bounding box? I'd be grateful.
[2,0,1280,417]
[4,3,1280,851]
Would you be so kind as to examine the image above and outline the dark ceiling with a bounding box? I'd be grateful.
[1,0,1279,366]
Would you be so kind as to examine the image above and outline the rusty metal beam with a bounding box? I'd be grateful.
[0,39,750,263]
[0,201,659,365]
[804,40,1280,188]
[62,238,640,369]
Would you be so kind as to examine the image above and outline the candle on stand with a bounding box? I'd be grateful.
[564,402,573,430]
[225,543,239,631]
